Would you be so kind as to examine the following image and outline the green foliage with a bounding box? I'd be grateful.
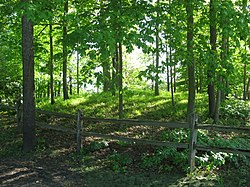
[141,148,188,172]
[160,129,189,143]
[220,98,250,125]
[36,138,47,152]
[89,141,109,152]
[108,151,133,173]
[196,152,233,171]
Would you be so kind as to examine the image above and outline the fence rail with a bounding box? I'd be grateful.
[1,103,250,172]
[198,124,250,134]
[84,117,189,129]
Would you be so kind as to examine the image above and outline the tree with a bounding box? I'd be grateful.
[154,0,160,96]
[118,42,123,118]
[63,0,69,100]
[186,0,195,121]
[242,0,248,100]
[208,0,217,118]
[21,0,36,152]
[49,23,55,104]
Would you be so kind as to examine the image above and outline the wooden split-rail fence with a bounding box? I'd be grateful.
[0,103,250,172]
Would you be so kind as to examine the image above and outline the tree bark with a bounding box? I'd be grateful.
[49,23,55,104]
[243,39,247,100]
[111,44,119,96]
[22,0,36,152]
[69,73,73,95]
[242,0,247,99]
[63,0,69,100]
[76,51,80,95]
[118,42,123,119]
[173,65,176,92]
[170,46,175,107]
[208,0,216,118]
[111,57,116,96]
[186,0,195,121]
[154,0,160,96]
[247,78,250,100]
[166,49,170,92]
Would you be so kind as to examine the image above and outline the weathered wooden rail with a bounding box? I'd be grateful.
[1,104,249,172]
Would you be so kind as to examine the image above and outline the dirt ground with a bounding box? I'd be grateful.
[0,153,186,187]
[0,126,186,187]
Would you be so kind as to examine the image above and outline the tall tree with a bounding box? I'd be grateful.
[208,0,216,118]
[21,0,36,152]
[63,0,69,100]
[76,51,80,95]
[186,0,195,121]
[214,1,231,123]
[168,0,175,107]
[242,0,248,100]
[154,0,160,96]
[49,23,55,104]
[118,42,123,119]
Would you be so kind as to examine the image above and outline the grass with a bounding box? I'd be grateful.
[36,89,250,127]
[37,90,210,122]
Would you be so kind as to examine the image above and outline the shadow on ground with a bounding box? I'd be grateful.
[0,156,185,187]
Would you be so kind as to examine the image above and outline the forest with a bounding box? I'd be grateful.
[0,0,250,186]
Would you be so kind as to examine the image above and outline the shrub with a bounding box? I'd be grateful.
[220,99,250,126]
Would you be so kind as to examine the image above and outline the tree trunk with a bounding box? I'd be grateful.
[152,54,155,91]
[111,57,116,96]
[221,38,229,102]
[112,44,119,96]
[208,0,216,118]
[76,51,80,95]
[22,0,36,152]
[166,49,170,92]
[49,23,55,104]
[243,0,248,100]
[58,75,61,97]
[155,0,160,96]
[199,64,203,93]
[214,78,221,123]
[247,78,250,100]
[169,0,174,106]
[63,0,69,100]
[47,81,50,98]
[243,43,247,100]
[215,2,229,123]
[243,64,247,100]
[170,46,175,107]
[69,73,73,95]
[118,42,123,119]
[186,0,195,121]
[174,65,177,92]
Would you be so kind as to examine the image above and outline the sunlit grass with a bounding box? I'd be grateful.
[36,89,248,125]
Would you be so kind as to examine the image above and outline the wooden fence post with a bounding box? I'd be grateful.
[189,113,198,173]
[16,98,23,132]
[76,110,83,153]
